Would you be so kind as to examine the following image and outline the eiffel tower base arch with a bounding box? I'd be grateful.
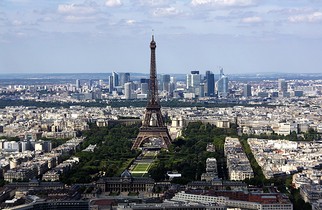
[132,127,172,150]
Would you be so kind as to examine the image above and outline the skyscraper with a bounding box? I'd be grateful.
[186,74,192,89]
[186,71,201,97]
[108,75,114,93]
[76,79,81,89]
[216,68,228,98]
[278,79,288,97]
[205,71,215,97]
[161,74,170,92]
[199,83,205,97]
[124,82,132,99]
[170,76,176,94]
[244,84,252,97]
[112,71,119,87]
[191,71,201,88]
[119,73,130,86]
[141,83,148,94]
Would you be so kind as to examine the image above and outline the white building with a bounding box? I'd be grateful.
[124,82,132,99]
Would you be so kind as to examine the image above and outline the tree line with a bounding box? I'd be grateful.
[61,123,140,184]
[149,122,238,184]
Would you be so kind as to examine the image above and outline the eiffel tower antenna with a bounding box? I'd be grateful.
[132,35,172,150]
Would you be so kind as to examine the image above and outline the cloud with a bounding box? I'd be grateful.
[105,0,122,7]
[64,15,97,23]
[126,19,136,25]
[241,16,262,23]
[152,6,182,17]
[139,0,170,7]
[58,3,97,15]
[191,0,256,7]
[288,12,322,23]
[269,8,315,15]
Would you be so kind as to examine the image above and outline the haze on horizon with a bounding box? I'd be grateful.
[1,0,322,75]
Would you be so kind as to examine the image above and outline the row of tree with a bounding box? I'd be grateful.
[61,123,140,184]
[149,122,238,184]
[0,99,278,109]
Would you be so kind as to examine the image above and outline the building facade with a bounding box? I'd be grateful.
[96,170,154,193]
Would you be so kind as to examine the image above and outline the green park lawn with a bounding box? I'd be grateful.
[132,163,151,173]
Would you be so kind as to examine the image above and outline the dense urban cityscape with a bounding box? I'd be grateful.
[2,0,322,209]
[0,58,322,210]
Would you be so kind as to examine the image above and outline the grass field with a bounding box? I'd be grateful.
[129,151,158,177]
[132,163,150,172]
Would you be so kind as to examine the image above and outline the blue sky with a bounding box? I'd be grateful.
[1,0,322,75]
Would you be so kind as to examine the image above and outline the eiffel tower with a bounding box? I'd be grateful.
[132,36,172,150]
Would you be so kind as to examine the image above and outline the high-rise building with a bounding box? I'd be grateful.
[124,82,132,99]
[108,75,114,93]
[244,84,252,97]
[216,68,228,98]
[169,76,176,94]
[186,71,199,88]
[119,73,130,86]
[278,79,287,92]
[186,71,201,96]
[76,79,81,89]
[205,71,215,97]
[186,74,192,89]
[112,71,119,87]
[191,71,200,88]
[170,76,176,84]
[161,74,170,92]
[141,83,148,94]
[199,83,205,97]
[278,79,288,97]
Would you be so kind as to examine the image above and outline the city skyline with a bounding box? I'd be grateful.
[1,0,322,74]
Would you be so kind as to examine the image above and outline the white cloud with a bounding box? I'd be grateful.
[269,8,315,15]
[64,15,96,23]
[241,16,262,23]
[191,0,256,7]
[126,19,136,25]
[105,0,122,7]
[58,3,97,15]
[139,0,170,7]
[288,12,322,23]
[152,7,182,17]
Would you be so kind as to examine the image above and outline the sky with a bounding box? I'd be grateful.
[0,0,322,75]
